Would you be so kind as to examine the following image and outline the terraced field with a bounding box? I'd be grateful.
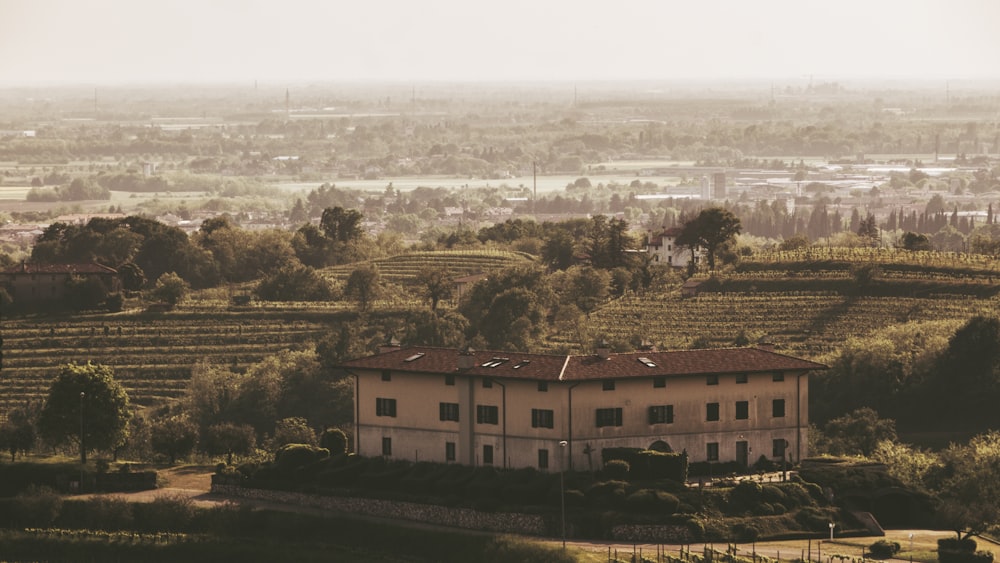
[582,291,1000,357]
[0,311,335,411]
[322,248,534,286]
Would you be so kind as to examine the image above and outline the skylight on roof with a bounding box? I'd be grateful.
[481,357,509,368]
[512,360,530,369]
[403,352,426,362]
[637,357,657,368]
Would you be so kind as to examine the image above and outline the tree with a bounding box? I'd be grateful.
[0,410,36,462]
[150,417,198,464]
[899,231,931,251]
[320,206,363,243]
[202,422,256,464]
[858,213,879,245]
[934,431,1000,540]
[118,262,146,291]
[344,264,382,311]
[255,264,333,301]
[37,363,131,464]
[542,230,576,270]
[271,417,317,449]
[676,208,742,270]
[562,265,610,314]
[150,272,189,307]
[415,267,453,311]
[817,407,897,457]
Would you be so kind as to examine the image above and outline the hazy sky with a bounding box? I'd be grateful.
[1,0,998,85]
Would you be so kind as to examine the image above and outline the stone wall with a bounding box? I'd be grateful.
[611,524,696,543]
[212,483,548,535]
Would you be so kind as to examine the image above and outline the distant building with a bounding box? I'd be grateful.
[453,272,488,303]
[646,227,703,268]
[713,172,727,199]
[339,345,824,471]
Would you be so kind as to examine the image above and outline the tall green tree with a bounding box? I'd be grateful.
[344,265,382,311]
[150,417,198,465]
[38,363,131,464]
[415,267,453,311]
[676,207,742,270]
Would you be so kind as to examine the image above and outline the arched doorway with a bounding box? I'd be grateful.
[648,440,672,453]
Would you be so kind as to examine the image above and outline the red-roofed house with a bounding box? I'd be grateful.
[339,346,825,472]
[0,262,120,305]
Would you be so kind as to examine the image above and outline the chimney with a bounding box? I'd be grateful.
[378,336,401,355]
[457,346,476,370]
[596,340,611,360]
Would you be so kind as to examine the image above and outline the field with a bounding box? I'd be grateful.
[0,250,532,412]
[3,247,999,412]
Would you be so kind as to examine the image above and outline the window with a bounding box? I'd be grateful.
[531,409,554,428]
[375,398,397,417]
[444,374,455,386]
[381,370,391,381]
[706,402,720,421]
[403,352,425,362]
[596,407,623,428]
[446,442,456,462]
[736,401,749,420]
[653,376,666,388]
[707,442,719,461]
[538,449,549,469]
[439,402,459,422]
[706,374,719,385]
[483,445,494,465]
[772,399,786,418]
[382,437,392,456]
[537,381,548,392]
[476,405,499,425]
[648,405,674,424]
[637,357,657,368]
[602,380,616,391]
[736,373,748,384]
[773,372,785,382]
[482,378,493,388]
[773,438,787,458]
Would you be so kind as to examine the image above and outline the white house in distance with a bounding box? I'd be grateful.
[646,227,704,268]
[339,345,825,472]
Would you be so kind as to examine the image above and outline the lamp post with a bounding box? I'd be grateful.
[909,533,914,552]
[829,522,835,541]
[559,440,568,549]
[79,391,85,492]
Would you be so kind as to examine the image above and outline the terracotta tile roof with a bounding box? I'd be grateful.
[340,346,825,382]
[1,262,118,275]
[648,227,682,246]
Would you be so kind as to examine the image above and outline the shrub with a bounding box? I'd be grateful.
[319,428,349,454]
[795,506,838,532]
[731,521,760,542]
[13,485,63,527]
[624,488,680,514]
[603,459,630,480]
[869,540,901,559]
[133,494,196,532]
[275,444,330,471]
[85,495,134,530]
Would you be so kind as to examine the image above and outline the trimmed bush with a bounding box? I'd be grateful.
[274,443,330,471]
[603,459,630,480]
[870,540,901,559]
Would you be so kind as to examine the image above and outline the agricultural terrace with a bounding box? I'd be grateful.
[0,250,533,413]
[321,248,534,287]
[581,247,1000,358]
[0,311,331,411]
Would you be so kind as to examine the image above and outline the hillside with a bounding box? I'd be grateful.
[579,248,1000,358]
[3,248,999,413]
[0,250,533,413]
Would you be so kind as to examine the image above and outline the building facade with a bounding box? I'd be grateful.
[340,346,824,472]
[646,227,703,268]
